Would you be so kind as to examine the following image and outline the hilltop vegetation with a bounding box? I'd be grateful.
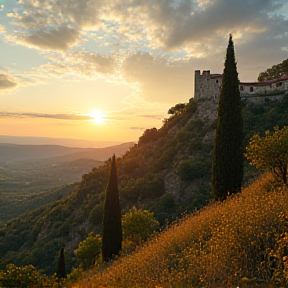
[68,173,288,288]
[258,58,288,81]
[1,95,288,275]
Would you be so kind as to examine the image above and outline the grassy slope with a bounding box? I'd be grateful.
[69,173,288,288]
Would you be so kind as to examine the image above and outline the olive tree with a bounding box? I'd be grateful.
[74,232,102,269]
[245,126,288,184]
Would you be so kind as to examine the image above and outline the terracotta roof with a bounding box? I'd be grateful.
[208,73,288,86]
[240,75,288,86]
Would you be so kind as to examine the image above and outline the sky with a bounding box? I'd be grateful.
[1,0,288,145]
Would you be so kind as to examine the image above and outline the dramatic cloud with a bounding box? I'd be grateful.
[9,0,288,56]
[0,74,17,91]
[3,0,288,102]
[23,26,80,51]
[163,0,285,48]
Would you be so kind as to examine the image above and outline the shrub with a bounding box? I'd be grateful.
[74,232,102,270]
[0,263,59,288]
[122,207,159,245]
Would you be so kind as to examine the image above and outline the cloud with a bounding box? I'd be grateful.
[40,51,116,78]
[0,25,6,33]
[18,0,103,29]
[162,0,280,48]
[54,0,103,29]
[23,26,80,51]
[128,127,146,130]
[0,111,93,120]
[123,53,193,103]
[70,51,115,75]
[0,74,17,91]
[140,114,163,120]
[10,0,288,57]
[3,0,288,93]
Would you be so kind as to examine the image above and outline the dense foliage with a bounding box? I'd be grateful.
[102,155,122,262]
[258,58,288,81]
[246,126,288,184]
[212,35,243,200]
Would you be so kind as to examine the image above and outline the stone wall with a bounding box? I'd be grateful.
[241,93,285,104]
[194,70,288,103]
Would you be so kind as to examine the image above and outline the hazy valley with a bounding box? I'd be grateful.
[0,142,134,224]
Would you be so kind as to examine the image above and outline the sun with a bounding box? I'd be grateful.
[88,110,106,124]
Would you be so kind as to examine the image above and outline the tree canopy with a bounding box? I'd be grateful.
[258,59,288,81]
[245,126,288,184]
[74,232,102,269]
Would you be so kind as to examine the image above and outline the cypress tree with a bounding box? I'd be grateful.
[102,154,122,262]
[56,248,67,278]
[212,34,243,200]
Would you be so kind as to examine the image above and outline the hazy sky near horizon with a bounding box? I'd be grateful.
[1,0,288,143]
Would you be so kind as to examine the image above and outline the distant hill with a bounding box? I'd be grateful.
[0,142,134,162]
[0,135,124,148]
[1,96,288,274]
[0,144,80,162]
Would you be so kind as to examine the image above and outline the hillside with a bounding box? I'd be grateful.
[1,96,288,274]
[68,173,288,288]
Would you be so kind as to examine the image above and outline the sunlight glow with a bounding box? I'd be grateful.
[88,110,106,124]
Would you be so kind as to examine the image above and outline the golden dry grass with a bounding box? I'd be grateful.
[67,173,288,288]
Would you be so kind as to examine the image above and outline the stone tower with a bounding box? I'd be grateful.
[194,70,222,101]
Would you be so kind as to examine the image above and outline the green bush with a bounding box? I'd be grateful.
[74,232,102,270]
[122,207,159,245]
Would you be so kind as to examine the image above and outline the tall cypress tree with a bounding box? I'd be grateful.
[102,154,122,262]
[56,248,67,278]
[212,34,243,200]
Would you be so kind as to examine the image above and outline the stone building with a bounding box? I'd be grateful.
[194,70,288,102]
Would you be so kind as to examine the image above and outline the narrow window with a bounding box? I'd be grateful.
[250,87,254,92]
[216,80,219,84]
[240,86,244,91]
